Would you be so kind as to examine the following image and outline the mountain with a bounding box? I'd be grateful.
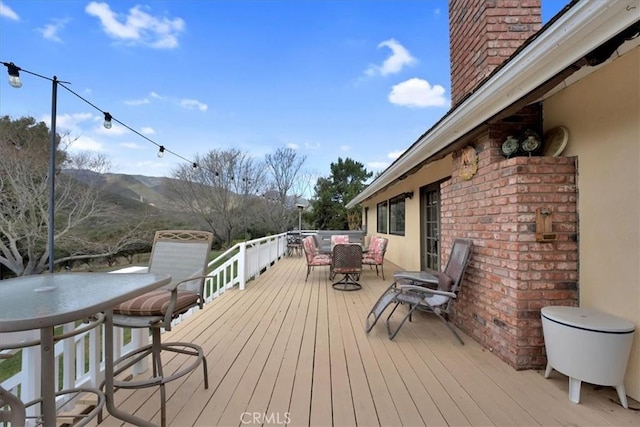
[63,170,184,212]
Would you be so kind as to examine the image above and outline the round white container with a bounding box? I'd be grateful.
[541,306,635,408]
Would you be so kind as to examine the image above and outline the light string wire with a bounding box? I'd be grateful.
[1,61,199,168]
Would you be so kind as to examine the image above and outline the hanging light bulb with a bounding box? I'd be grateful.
[157,146,165,158]
[103,112,113,129]
[6,62,22,88]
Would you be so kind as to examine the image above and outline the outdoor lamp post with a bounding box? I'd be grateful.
[296,203,305,233]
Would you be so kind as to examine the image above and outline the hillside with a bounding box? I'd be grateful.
[64,170,184,212]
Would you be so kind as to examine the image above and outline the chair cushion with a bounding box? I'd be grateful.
[362,256,380,265]
[309,255,332,266]
[115,289,199,316]
[438,272,454,292]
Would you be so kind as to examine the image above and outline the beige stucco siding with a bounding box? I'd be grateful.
[364,155,452,271]
[543,46,640,400]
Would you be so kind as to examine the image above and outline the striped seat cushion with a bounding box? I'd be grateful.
[115,289,199,316]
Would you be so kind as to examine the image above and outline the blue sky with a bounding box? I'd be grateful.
[0,0,568,179]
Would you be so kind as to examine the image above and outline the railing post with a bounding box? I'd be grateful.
[239,242,246,290]
[88,326,102,387]
[132,329,149,375]
[22,345,40,425]
[61,322,75,412]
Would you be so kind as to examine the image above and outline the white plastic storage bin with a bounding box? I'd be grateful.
[541,306,635,408]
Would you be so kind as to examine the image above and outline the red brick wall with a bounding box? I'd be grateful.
[440,134,578,369]
[449,0,542,106]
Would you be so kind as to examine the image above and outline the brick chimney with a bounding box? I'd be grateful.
[449,0,542,106]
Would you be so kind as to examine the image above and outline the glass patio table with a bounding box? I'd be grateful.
[0,272,171,427]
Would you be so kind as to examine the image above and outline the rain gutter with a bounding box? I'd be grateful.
[347,0,639,208]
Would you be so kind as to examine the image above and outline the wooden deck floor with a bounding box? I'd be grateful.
[95,256,639,426]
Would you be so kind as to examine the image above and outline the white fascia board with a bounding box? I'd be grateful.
[348,0,640,208]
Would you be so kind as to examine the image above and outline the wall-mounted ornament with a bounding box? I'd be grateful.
[520,129,541,156]
[535,207,557,242]
[543,126,569,157]
[502,135,519,158]
[459,146,478,180]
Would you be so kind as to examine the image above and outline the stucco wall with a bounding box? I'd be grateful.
[364,155,452,271]
[543,47,639,401]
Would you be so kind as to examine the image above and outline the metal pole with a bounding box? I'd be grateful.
[298,208,302,233]
[48,77,58,274]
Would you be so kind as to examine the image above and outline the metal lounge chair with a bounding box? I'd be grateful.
[365,238,473,343]
[103,230,213,427]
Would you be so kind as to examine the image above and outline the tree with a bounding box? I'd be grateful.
[167,148,266,247]
[0,115,119,276]
[263,147,307,232]
[309,157,372,230]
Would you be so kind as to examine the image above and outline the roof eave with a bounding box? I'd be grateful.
[347,0,639,209]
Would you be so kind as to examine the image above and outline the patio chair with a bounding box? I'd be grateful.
[287,232,302,257]
[302,235,331,282]
[365,238,473,343]
[104,230,213,427]
[0,386,25,426]
[362,236,388,280]
[330,243,363,291]
[330,234,349,249]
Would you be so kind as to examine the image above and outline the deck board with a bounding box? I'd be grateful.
[91,255,640,427]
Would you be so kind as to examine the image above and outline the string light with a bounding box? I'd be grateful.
[1,60,200,170]
[5,62,21,88]
[103,112,112,129]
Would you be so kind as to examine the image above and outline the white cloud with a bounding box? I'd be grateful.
[304,142,321,150]
[43,112,93,131]
[141,127,155,135]
[340,145,350,152]
[387,150,405,160]
[0,1,18,20]
[388,78,448,108]
[365,39,416,77]
[129,91,207,112]
[287,143,299,150]
[180,99,208,112]
[68,135,105,152]
[37,18,70,42]
[124,97,150,106]
[85,2,185,49]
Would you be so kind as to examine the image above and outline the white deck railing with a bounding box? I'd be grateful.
[0,232,288,421]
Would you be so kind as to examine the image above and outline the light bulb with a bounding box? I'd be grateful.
[6,63,22,88]
[8,74,22,88]
[103,112,112,129]
[158,146,165,158]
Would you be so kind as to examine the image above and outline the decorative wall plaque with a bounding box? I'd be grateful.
[459,146,478,180]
